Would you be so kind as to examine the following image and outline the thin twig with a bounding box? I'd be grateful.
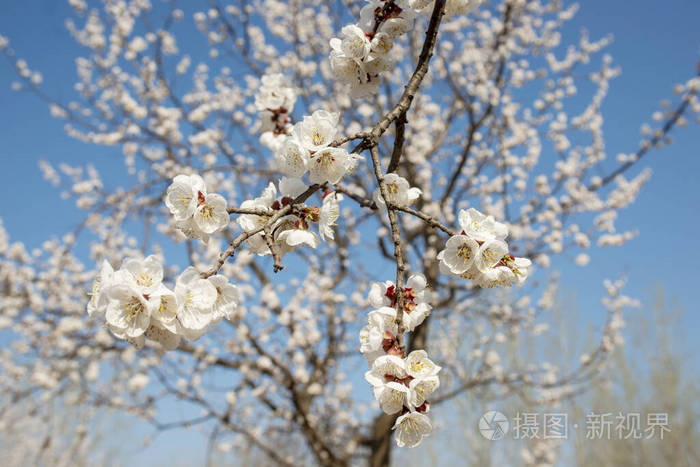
[226,207,274,215]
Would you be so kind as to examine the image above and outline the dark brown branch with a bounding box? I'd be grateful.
[386,114,407,173]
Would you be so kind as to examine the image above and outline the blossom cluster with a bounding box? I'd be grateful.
[165,174,229,243]
[438,208,531,288]
[360,275,440,447]
[329,0,481,98]
[329,1,417,97]
[87,255,240,350]
[274,110,360,185]
[236,178,342,256]
[366,274,432,335]
[255,73,297,152]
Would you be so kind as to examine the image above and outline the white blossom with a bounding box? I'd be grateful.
[149,284,178,329]
[104,283,153,338]
[359,313,390,363]
[438,235,479,274]
[174,267,217,341]
[405,350,441,379]
[319,192,342,241]
[367,275,431,332]
[329,1,419,97]
[208,275,240,321]
[166,174,228,240]
[293,110,338,152]
[393,412,432,448]
[373,381,411,414]
[374,174,422,208]
[192,192,229,235]
[275,216,320,252]
[275,136,310,178]
[338,25,371,60]
[145,323,181,351]
[366,355,407,386]
[165,174,206,221]
[459,208,508,243]
[475,239,509,273]
[367,306,399,336]
[308,147,354,185]
[409,375,439,407]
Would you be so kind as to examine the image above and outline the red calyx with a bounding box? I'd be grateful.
[382,330,397,353]
[385,285,418,313]
[369,2,403,40]
[197,191,206,206]
[382,331,404,357]
[385,285,396,304]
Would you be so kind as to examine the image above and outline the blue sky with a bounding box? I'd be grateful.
[1,0,699,464]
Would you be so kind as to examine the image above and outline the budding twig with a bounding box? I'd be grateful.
[369,145,407,347]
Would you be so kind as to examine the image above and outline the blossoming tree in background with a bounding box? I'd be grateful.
[0,0,698,465]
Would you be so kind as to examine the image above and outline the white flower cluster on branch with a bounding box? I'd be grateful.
[360,275,440,447]
[438,208,531,288]
[256,73,297,151]
[329,0,481,97]
[236,179,343,257]
[330,1,416,98]
[275,110,360,184]
[88,255,240,349]
[367,274,432,333]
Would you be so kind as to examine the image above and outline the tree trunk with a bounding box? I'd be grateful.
[367,412,398,467]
